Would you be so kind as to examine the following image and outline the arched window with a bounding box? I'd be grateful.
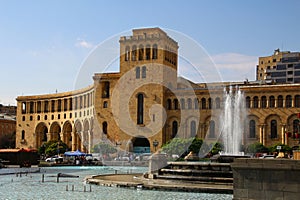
[180,98,185,110]
[201,98,206,109]
[44,101,48,113]
[137,93,144,124]
[125,46,130,61]
[138,45,144,60]
[249,120,256,138]
[286,95,292,108]
[51,100,55,112]
[215,97,221,109]
[43,128,48,142]
[102,81,110,98]
[22,102,26,114]
[102,122,108,134]
[64,99,68,111]
[37,101,41,113]
[172,121,178,138]
[146,45,151,60]
[295,95,300,108]
[209,120,215,138]
[190,120,196,137]
[174,99,179,110]
[246,96,251,108]
[293,119,299,133]
[271,120,277,139]
[142,66,146,78]
[21,130,25,140]
[187,98,192,109]
[194,98,199,109]
[253,96,259,108]
[103,101,108,108]
[261,96,267,108]
[30,102,34,113]
[269,96,275,108]
[277,95,283,108]
[135,67,140,79]
[131,45,137,61]
[152,44,158,59]
[167,99,172,110]
[208,98,212,109]
[57,99,62,111]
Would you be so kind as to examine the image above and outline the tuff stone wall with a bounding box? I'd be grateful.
[231,158,300,200]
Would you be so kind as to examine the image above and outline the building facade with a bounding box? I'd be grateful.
[16,28,300,154]
[256,49,300,83]
[0,114,16,139]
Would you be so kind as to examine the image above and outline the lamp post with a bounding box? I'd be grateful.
[153,140,159,152]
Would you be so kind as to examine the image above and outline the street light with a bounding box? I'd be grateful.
[153,140,159,152]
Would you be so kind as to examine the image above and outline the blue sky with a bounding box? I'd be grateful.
[1,0,300,105]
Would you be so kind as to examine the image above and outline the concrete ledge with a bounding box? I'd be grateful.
[86,173,233,194]
[232,158,300,199]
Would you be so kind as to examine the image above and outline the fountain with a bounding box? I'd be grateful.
[221,86,246,155]
[213,86,249,163]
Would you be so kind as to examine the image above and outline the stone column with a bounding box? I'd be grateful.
[72,132,76,151]
[259,125,263,144]
[281,124,286,145]
[259,124,266,145]
[88,130,91,153]
[262,124,266,146]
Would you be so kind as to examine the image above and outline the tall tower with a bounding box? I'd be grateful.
[115,28,179,152]
[119,27,178,76]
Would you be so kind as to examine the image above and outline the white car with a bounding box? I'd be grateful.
[45,156,63,162]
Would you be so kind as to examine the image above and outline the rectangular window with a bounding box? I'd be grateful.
[136,67,140,79]
[142,66,146,78]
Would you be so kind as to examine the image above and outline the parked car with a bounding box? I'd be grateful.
[45,155,63,163]
[259,155,275,159]
[135,153,152,161]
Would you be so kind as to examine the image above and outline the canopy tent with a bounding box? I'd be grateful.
[64,150,86,156]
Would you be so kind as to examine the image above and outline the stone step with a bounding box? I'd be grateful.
[160,168,233,175]
[156,174,233,183]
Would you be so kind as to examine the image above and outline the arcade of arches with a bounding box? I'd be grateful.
[34,119,94,152]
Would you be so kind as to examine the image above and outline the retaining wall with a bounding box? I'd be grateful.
[231,158,300,200]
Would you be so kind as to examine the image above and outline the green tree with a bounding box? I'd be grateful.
[92,142,117,155]
[161,138,193,156]
[188,138,203,154]
[246,142,269,154]
[268,143,292,153]
[39,140,68,156]
[210,142,223,155]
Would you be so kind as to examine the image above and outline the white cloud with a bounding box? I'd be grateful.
[75,38,94,49]
[211,53,258,81]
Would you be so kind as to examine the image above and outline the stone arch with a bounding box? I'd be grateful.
[131,136,150,153]
[62,121,72,150]
[264,114,282,145]
[287,114,300,134]
[185,116,199,138]
[82,119,90,152]
[125,46,130,61]
[49,122,61,141]
[203,115,218,139]
[35,122,48,149]
[166,116,179,141]
[74,120,83,151]
[246,115,259,140]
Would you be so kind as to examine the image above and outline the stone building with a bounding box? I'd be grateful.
[15,28,300,153]
[256,49,300,83]
[0,114,16,138]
